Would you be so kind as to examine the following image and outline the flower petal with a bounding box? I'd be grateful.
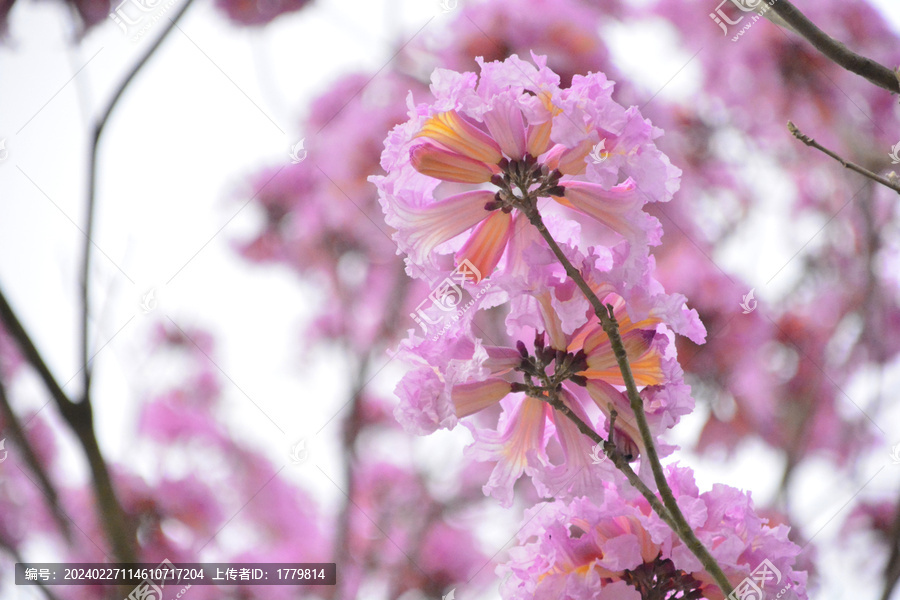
[456,209,513,277]
[410,141,496,183]
[483,96,527,160]
[391,190,494,261]
[557,178,644,234]
[416,110,503,165]
[452,378,512,418]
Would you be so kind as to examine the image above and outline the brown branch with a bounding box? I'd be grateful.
[880,493,900,600]
[0,377,71,539]
[787,121,900,195]
[0,285,135,563]
[767,0,900,94]
[82,0,197,397]
[521,202,735,597]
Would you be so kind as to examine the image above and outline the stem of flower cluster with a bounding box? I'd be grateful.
[521,201,735,597]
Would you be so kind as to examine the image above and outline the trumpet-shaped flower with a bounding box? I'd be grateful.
[371,54,677,283]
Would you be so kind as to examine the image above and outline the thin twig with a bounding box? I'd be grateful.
[521,203,734,597]
[767,0,900,94]
[82,0,197,398]
[787,121,900,195]
[0,377,71,539]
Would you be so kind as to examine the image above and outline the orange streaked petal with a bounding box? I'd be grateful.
[582,330,663,386]
[456,209,513,278]
[452,378,512,418]
[410,141,495,183]
[526,120,553,157]
[556,138,593,175]
[416,110,503,165]
[559,179,643,234]
[392,190,494,258]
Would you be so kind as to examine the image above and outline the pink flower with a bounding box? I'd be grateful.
[371,54,675,282]
[499,465,807,600]
[392,246,701,505]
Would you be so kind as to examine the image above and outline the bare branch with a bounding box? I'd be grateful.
[0,377,71,539]
[767,0,900,94]
[787,121,900,195]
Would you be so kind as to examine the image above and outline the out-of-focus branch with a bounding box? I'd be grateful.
[0,286,135,563]
[880,493,900,600]
[331,262,411,600]
[767,0,900,94]
[0,377,71,539]
[82,0,196,398]
[0,288,73,412]
[787,122,900,195]
[0,537,65,600]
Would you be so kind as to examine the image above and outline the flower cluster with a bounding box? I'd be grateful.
[372,54,806,598]
[499,465,806,600]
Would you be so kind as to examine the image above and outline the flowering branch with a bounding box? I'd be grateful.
[787,121,900,195]
[520,200,735,597]
[537,386,678,531]
[767,0,900,94]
